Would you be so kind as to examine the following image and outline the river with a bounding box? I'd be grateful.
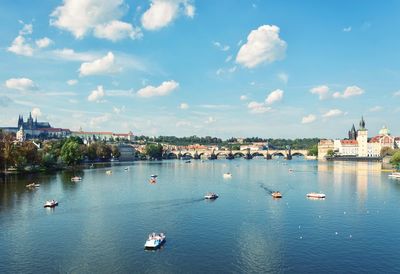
[1,159,399,273]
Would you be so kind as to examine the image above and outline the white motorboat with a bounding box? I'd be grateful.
[150,174,158,178]
[44,200,58,208]
[26,183,40,188]
[271,191,282,198]
[388,172,400,179]
[106,170,112,175]
[223,172,232,178]
[144,232,166,249]
[307,192,326,199]
[71,176,82,182]
[204,192,219,199]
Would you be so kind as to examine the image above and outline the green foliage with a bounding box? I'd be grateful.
[326,149,335,157]
[60,139,84,166]
[381,147,396,157]
[390,151,400,167]
[145,143,163,159]
[111,145,120,158]
[96,142,112,160]
[307,144,318,156]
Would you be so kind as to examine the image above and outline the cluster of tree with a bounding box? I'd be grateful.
[0,131,120,172]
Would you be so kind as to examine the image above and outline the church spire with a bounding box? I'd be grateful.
[359,116,366,130]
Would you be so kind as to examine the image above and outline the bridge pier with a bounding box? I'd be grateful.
[265,153,272,160]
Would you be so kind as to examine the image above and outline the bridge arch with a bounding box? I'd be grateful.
[251,152,264,157]
[272,152,285,157]
[233,152,245,158]
[292,152,305,157]
[166,152,178,159]
[182,152,193,159]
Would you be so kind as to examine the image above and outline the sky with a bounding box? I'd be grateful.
[1,0,400,139]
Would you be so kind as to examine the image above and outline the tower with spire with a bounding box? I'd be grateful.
[356,116,368,157]
[348,124,357,140]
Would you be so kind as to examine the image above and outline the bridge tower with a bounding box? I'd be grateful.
[208,149,217,160]
[244,148,253,160]
[285,146,292,160]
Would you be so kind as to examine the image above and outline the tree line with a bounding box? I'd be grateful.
[0,131,120,172]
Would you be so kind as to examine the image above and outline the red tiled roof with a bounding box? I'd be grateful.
[340,140,358,145]
[72,131,113,135]
[369,136,381,143]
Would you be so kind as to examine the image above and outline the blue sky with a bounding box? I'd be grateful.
[1,0,400,138]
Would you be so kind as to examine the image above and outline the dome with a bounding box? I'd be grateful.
[379,125,390,136]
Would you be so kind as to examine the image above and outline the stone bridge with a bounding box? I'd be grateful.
[163,149,308,160]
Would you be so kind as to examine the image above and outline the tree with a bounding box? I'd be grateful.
[111,145,120,158]
[381,147,396,157]
[87,143,99,161]
[60,139,84,166]
[2,132,15,171]
[96,142,112,160]
[326,149,335,157]
[307,144,318,156]
[390,151,400,169]
[145,143,163,160]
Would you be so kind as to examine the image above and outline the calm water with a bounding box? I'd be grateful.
[1,159,400,273]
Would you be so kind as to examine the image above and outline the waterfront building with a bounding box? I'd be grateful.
[318,117,397,159]
[16,126,25,142]
[71,129,134,143]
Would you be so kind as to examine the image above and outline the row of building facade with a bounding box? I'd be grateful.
[1,113,134,143]
[318,117,400,160]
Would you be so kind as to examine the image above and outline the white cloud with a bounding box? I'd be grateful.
[225,55,233,62]
[7,35,34,56]
[94,20,143,41]
[176,120,192,127]
[228,66,237,73]
[67,79,78,86]
[52,48,98,62]
[266,89,284,105]
[113,106,125,114]
[137,80,179,97]
[50,0,125,39]
[184,3,195,18]
[322,109,343,118]
[35,37,53,48]
[31,107,42,117]
[205,116,216,124]
[247,101,271,114]
[310,85,330,100]
[393,90,400,97]
[301,114,316,124]
[5,78,37,91]
[240,95,248,101]
[236,25,287,68]
[180,102,189,109]
[141,0,195,31]
[88,85,105,102]
[343,26,352,32]
[213,41,230,51]
[333,85,364,99]
[216,68,223,76]
[369,106,382,112]
[19,23,33,35]
[90,113,111,127]
[79,52,119,76]
[277,72,289,84]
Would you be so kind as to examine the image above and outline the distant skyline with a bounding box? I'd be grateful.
[1,0,400,138]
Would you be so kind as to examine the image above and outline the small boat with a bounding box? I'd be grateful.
[106,170,112,175]
[307,192,326,199]
[223,172,232,178]
[144,232,166,249]
[185,160,191,163]
[204,192,219,199]
[150,174,158,178]
[26,183,40,188]
[271,191,282,198]
[44,200,58,208]
[124,167,129,171]
[71,176,82,182]
[388,172,400,179]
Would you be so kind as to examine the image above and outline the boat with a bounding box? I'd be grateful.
[271,191,282,198]
[144,232,166,249]
[307,192,326,199]
[26,183,40,188]
[44,200,58,208]
[106,170,112,175]
[204,192,219,199]
[150,174,158,178]
[124,167,129,171]
[185,160,191,163]
[388,172,400,179]
[71,176,82,182]
[223,172,232,178]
